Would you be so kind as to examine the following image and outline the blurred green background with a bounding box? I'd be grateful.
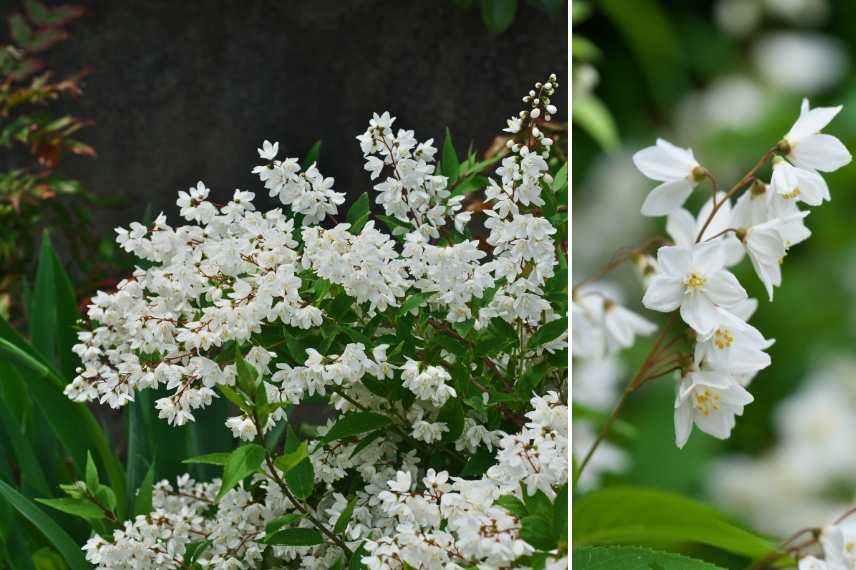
[573,0,856,539]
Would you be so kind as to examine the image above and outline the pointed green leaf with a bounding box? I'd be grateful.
[217,444,266,501]
[0,481,89,570]
[183,452,230,466]
[573,487,774,558]
[320,412,392,446]
[441,128,460,182]
[35,497,104,521]
[284,425,314,500]
[572,546,725,569]
[274,441,308,473]
[264,527,324,546]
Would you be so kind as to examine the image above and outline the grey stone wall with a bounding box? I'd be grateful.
[47,0,568,229]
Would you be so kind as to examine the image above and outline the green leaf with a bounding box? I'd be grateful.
[217,444,266,501]
[398,292,433,316]
[573,487,774,559]
[495,495,527,518]
[479,0,517,34]
[0,335,127,518]
[133,462,155,516]
[235,351,259,394]
[520,515,556,551]
[30,233,60,365]
[284,425,315,500]
[265,513,302,536]
[302,140,322,169]
[85,451,99,491]
[441,128,460,182]
[527,318,567,348]
[346,193,371,234]
[552,162,568,194]
[8,13,32,46]
[321,412,393,445]
[554,483,568,544]
[274,441,308,473]
[0,400,50,497]
[436,398,465,442]
[0,481,89,570]
[572,95,618,151]
[334,497,358,535]
[572,546,725,570]
[35,497,104,521]
[264,527,324,546]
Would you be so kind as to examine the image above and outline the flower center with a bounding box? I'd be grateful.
[713,327,733,349]
[684,273,706,291]
[692,388,721,416]
[782,187,800,200]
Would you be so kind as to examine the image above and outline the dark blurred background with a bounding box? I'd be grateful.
[45,0,568,228]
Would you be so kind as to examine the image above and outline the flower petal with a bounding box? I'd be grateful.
[641,179,695,217]
[642,276,683,313]
[704,271,747,307]
[786,105,842,141]
[657,245,693,277]
[791,133,852,172]
[674,398,693,449]
[633,139,696,181]
[680,292,719,335]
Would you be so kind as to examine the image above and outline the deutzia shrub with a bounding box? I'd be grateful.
[58,75,569,569]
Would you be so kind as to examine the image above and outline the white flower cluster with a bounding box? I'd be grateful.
[635,99,850,447]
[64,74,567,569]
[253,140,345,224]
[361,392,568,570]
[356,111,463,239]
[81,393,566,570]
[82,475,293,569]
[65,75,564,431]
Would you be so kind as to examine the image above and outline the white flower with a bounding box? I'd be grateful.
[633,139,704,217]
[770,156,830,206]
[602,300,656,352]
[798,556,834,570]
[782,99,851,172]
[257,139,279,160]
[643,241,747,335]
[694,308,772,375]
[820,519,856,569]
[741,213,808,301]
[674,369,754,448]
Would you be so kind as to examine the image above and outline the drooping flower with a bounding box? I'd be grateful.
[782,99,851,173]
[674,369,754,448]
[633,139,706,217]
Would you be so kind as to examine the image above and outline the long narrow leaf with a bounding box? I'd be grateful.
[0,337,127,518]
[0,480,89,570]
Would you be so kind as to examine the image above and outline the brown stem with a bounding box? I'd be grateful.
[696,148,776,243]
[572,237,669,295]
[577,314,678,477]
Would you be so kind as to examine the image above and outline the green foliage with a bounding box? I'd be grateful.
[573,546,726,570]
[573,487,774,560]
[0,1,109,317]
[0,481,89,570]
[217,444,266,501]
